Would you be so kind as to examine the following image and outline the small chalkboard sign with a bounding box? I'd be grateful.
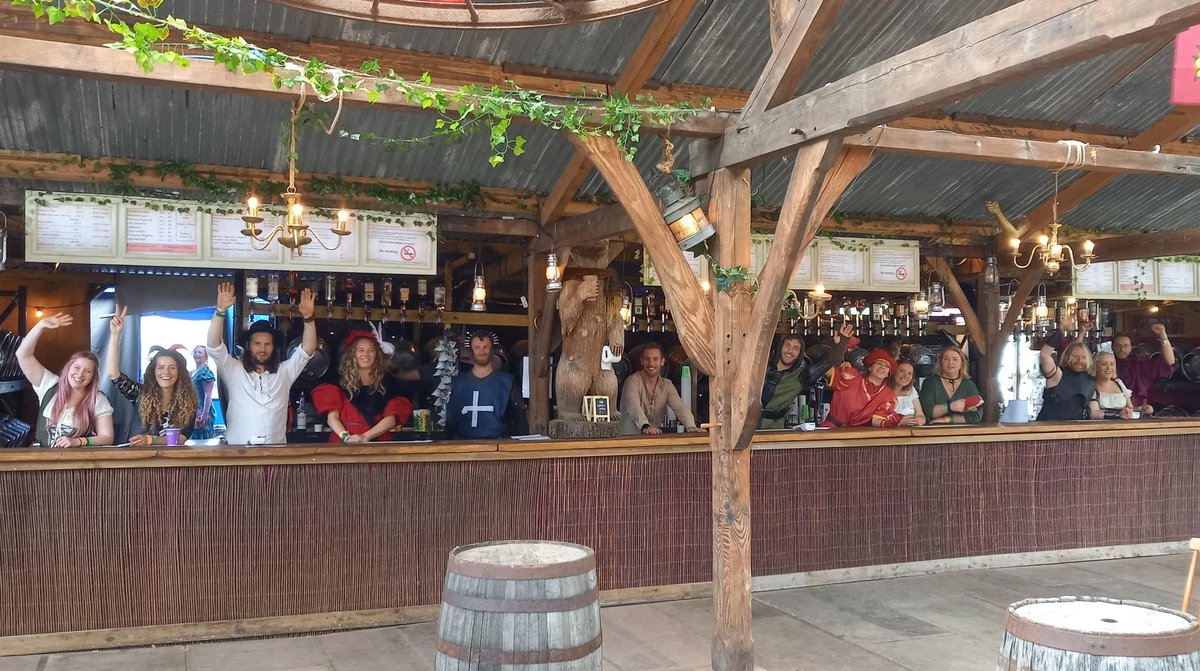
[584,395,611,422]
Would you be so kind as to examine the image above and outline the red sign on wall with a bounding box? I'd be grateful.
[1172,25,1200,106]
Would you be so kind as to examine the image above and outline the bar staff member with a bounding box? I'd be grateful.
[1113,323,1175,415]
[313,331,412,443]
[620,342,703,435]
[206,282,317,444]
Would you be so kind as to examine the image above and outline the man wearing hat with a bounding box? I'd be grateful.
[821,348,903,428]
[206,282,317,445]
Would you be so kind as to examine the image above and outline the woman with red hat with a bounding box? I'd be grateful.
[312,331,413,443]
[822,348,903,428]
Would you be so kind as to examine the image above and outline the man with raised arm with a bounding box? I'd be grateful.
[1113,323,1176,415]
[207,282,317,445]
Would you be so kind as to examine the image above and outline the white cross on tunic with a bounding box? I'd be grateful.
[462,390,495,428]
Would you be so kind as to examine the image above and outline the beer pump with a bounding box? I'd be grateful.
[399,285,410,324]
[381,277,393,323]
[363,279,376,321]
[433,285,446,325]
[417,279,428,322]
[245,274,259,320]
[324,274,336,319]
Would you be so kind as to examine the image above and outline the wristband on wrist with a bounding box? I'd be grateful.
[81,437,91,447]
[303,316,315,323]
[214,309,227,318]
[340,432,350,443]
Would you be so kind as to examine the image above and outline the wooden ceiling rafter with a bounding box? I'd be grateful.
[708,0,1200,172]
[740,0,846,119]
[538,0,698,230]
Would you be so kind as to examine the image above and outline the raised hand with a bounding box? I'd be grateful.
[215,282,236,312]
[834,321,855,343]
[39,312,74,330]
[1151,323,1167,339]
[298,288,316,319]
[109,305,128,335]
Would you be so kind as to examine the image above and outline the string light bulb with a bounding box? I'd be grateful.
[34,307,43,318]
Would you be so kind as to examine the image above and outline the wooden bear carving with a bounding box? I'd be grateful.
[555,242,626,421]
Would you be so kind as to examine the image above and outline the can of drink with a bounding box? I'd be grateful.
[413,409,431,432]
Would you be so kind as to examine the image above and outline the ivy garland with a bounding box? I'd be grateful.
[15,0,713,166]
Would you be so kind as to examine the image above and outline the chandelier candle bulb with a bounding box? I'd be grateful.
[247,196,259,218]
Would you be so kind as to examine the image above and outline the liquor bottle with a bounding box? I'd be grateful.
[295,393,308,431]
[267,273,280,302]
[363,280,376,305]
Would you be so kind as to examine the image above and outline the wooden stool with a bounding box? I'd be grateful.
[1182,538,1200,615]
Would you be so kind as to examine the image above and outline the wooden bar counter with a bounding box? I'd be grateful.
[1,420,1197,653]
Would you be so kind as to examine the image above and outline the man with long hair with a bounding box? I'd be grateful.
[1036,317,1096,421]
[206,282,317,445]
[312,331,412,443]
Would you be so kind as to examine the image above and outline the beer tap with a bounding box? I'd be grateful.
[324,274,336,319]
[433,286,445,325]
[245,274,259,320]
[342,276,356,321]
[267,272,280,321]
[417,279,428,322]
[399,286,410,324]
[363,279,376,322]
[645,293,657,332]
[381,277,393,324]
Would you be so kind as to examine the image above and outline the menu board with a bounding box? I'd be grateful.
[869,244,918,288]
[1074,261,1116,295]
[210,213,283,263]
[30,198,117,257]
[366,217,437,274]
[124,206,200,258]
[789,251,814,285]
[26,191,439,275]
[282,213,356,264]
[642,249,706,286]
[818,244,866,285]
[1118,260,1154,294]
[1158,261,1196,296]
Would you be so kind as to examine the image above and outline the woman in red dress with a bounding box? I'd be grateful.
[822,348,902,428]
[313,331,413,443]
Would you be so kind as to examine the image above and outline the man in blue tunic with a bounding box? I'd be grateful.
[445,331,519,439]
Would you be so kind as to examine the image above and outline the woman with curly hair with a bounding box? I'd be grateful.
[107,306,198,446]
[313,330,412,443]
[17,312,114,447]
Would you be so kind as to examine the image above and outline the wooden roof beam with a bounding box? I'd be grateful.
[741,0,846,118]
[845,126,1200,176]
[708,0,1200,171]
[0,36,729,139]
[538,0,698,227]
[1088,226,1200,263]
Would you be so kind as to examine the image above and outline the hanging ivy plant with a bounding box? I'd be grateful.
[15,0,713,166]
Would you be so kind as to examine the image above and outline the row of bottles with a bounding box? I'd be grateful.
[1002,297,1112,342]
[245,272,449,324]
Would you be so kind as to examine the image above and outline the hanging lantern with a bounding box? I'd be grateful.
[620,293,632,326]
[911,291,930,320]
[470,275,487,312]
[545,252,563,292]
[983,256,999,286]
[658,183,716,251]
[928,281,945,311]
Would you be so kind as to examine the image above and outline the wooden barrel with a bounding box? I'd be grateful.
[998,596,1200,670]
[435,540,602,670]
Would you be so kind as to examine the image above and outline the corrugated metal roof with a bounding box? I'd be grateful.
[1062,173,1200,233]
[0,0,1197,238]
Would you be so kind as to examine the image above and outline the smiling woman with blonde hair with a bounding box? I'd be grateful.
[919,345,984,425]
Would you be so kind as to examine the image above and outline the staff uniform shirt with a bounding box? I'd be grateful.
[208,344,311,445]
[33,371,114,443]
[446,369,513,439]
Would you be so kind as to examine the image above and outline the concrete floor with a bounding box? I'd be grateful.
[0,554,1192,671]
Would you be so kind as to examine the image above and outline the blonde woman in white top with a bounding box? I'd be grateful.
[889,360,926,427]
[1088,351,1134,420]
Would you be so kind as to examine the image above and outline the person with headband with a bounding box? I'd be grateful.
[17,312,114,447]
[206,282,317,445]
[312,330,413,443]
[918,345,984,425]
[821,348,902,428]
[106,306,199,445]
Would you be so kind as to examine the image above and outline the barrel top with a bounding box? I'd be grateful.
[457,541,590,567]
[1014,599,1194,636]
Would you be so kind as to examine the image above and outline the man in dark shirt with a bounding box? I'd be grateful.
[759,323,853,429]
[445,331,526,439]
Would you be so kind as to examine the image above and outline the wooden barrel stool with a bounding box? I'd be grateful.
[435,540,602,670]
[997,596,1200,670]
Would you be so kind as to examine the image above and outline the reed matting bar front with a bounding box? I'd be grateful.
[0,422,1196,642]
